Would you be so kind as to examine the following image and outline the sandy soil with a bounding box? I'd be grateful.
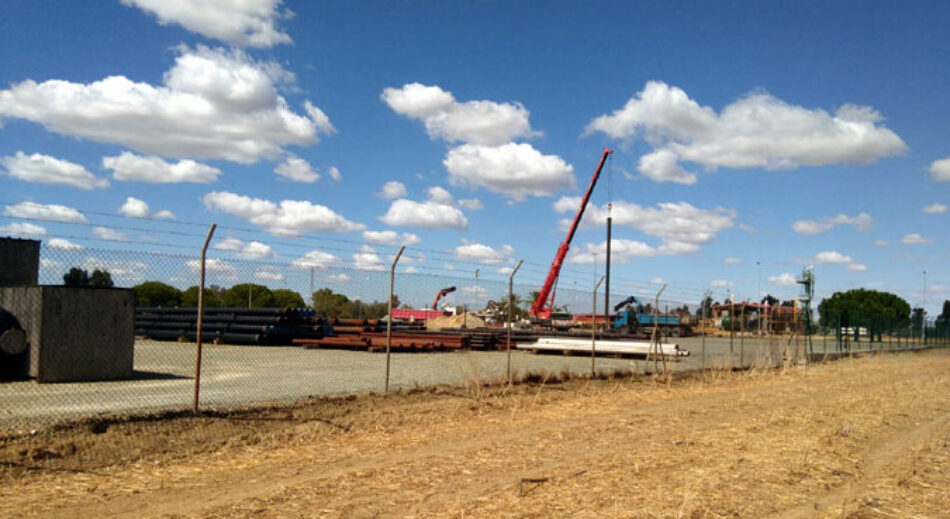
[1,349,948,518]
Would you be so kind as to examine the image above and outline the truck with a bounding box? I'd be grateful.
[612,296,693,338]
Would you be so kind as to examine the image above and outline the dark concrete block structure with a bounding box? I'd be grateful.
[0,238,40,287]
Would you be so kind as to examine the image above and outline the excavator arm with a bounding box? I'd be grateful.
[432,286,457,310]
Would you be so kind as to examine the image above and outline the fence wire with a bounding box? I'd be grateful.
[0,243,946,436]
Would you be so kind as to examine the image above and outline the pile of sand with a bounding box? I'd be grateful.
[426,312,486,330]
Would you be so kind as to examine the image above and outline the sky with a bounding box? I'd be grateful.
[0,1,947,314]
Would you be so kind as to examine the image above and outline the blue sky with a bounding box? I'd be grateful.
[1,1,947,313]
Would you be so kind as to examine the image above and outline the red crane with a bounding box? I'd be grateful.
[432,286,457,310]
[529,148,613,319]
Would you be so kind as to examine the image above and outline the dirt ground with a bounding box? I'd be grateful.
[1,349,948,518]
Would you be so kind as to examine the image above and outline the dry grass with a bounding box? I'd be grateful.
[0,349,947,518]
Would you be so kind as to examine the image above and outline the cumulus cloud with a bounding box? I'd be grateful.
[328,166,341,181]
[0,222,46,236]
[453,240,514,265]
[556,198,735,258]
[203,191,364,236]
[769,273,798,286]
[3,201,87,223]
[186,258,237,280]
[0,46,333,164]
[930,158,950,182]
[791,213,873,235]
[381,82,538,146]
[458,198,483,210]
[362,230,421,246]
[901,233,932,244]
[1,151,108,189]
[117,197,175,219]
[274,155,319,183]
[93,226,128,242]
[443,143,574,200]
[353,245,385,272]
[379,188,469,230]
[923,203,947,214]
[122,0,292,48]
[378,181,408,199]
[103,152,220,183]
[710,279,734,288]
[291,250,340,269]
[255,266,284,281]
[48,238,83,251]
[327,273,350,283]
[85,257,149,282]
[812,250,868,272]
[586,81,906,184]
[723,257,741,266]
[213,237,274,259]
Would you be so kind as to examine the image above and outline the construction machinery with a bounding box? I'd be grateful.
[432,286,457,310]
[612,296,693,338]
[530,148,613,320]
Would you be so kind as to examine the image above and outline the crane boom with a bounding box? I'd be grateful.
[432,286,457,310]
[530,148,613,319]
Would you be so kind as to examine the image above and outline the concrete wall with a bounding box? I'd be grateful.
[0,238,40,287]
[0,286,134,382]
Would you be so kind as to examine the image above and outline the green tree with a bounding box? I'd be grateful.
[63,267,90,286]
[224,283,275,308]
[817,289,911,337]
[272,289,305,308]
[910,307,925,337]
[89,269,114,288]
[132,281,182,307]
[311,288,351,317]
[695,295,713,318]
[761,294,779,306]
[182,286,225,307]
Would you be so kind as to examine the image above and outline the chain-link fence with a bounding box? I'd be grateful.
[0,242,946,436]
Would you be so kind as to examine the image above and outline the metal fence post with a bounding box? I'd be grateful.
[592,275,605,377]
[193,223,217,414]
[702,290,710,371]
[384,246,405,393]
[507,260,523,384]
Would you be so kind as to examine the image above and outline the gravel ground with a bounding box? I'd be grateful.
[0,333,912,433]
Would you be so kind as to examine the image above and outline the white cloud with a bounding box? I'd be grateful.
[185,258,237,280]
[353,245,385,272]
[326,273,350,283]
[769,273,798,286]
[901,233,932,244]
[930,158,950,182]
[255,266,284,281]
[378,181,408,199]
[117,196,170,220]
[122,0,292,48]
[203,191,364,236]
[48,238,83,251]
[3,201,87,223]
[213,237,274,259]
[1,151,109,190]
[443,143,574,201]
[923,203,947,214]
[874,240,888,247]
[427,186,454,204]
[103,152,221,184]
[723,257,741,266]
[791,213,873,235]
[328,166,342,181]
[362,230,421,246]
[458,198,483,210]
[291,250,339,269]
[0,46,332,164]
[710,279,733,288]
[568,239,664,264]
[154,210,176,220]
[379,198,468,230]
[274,155,319,183]
[84,257,149,282]
[586,81,906,184]
[556,198,735,256]
[92,227,128,242]
[814,251,854,264]
[847,263,868,272]
[381,82,537,146]
[453,240,514,265]
[0,222,46,236]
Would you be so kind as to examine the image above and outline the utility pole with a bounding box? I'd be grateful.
[757,261,762,335]
[605,203,612,339]
[922,270,927,341]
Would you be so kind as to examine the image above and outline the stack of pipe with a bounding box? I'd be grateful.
[135,307,325,345]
